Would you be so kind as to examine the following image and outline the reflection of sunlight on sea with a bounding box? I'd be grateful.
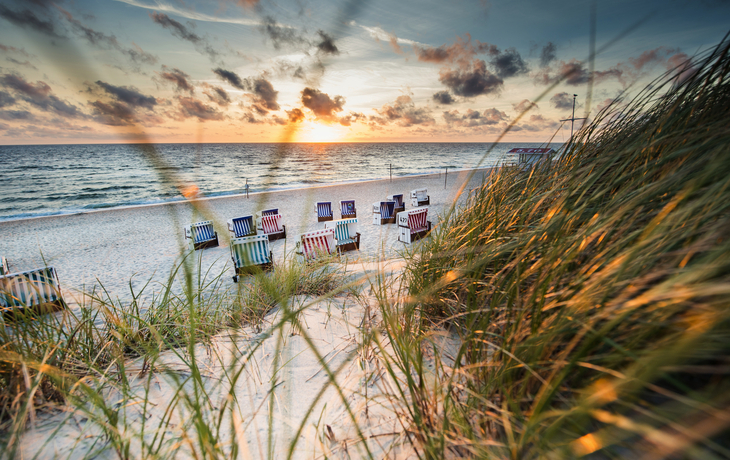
[0,142,555,221]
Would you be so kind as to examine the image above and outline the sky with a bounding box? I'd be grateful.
[0,0,728,144]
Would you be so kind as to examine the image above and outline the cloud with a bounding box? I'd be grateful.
[372,95,434,127]
[550,92,575,110]
[0,4,63,38]
[414,34,496,66]
[432,91,454,105]
[0,43,31,57]
[513,114,559,132]
[88,80,161,125]
[202,84,230,106]
[0,90,16,108]
[443,107,508,127]
[213,68,245,89]
[315,31,339,55]
[439,60,503,97]
[301,87,345,122]
[245,77,279,112]
[150,12,220,62]
[113,0,261,26]
[89,100,135,125]
[7,57,37,69]
[339,111,364,126]
[158,67,194,93]
[177,96,225,121]
[95,81,157,109]
[534,59,623,86]
[259,16,304,50]
[513,99,537,113]
[629,47,679,71]
[286,108,305,123]
[0,109,34,121]
[667,52,697,83]
[489,48,528,78]
[540,42,556,67]
[0,73,83,118]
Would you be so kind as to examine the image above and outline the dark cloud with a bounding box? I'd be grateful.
[0,5,63,38]
[339,111,365,126]
[514,114,559,132]
[0,90,16,108]
[202,84,230,106]
[89,100,134,126]
[177,96,225,121]
[271,60,306,80]
[540,42,557,67]
[513,99,537,113]
[245,77,279,111]
[150,12,219,62]
[213,68,245,90]
[414,34,496,66]
[158,67,194,93]
[316,31,339,55]
[432,91,454,105]
[287,108,305,123]
[489,48,528,78]
[534,59,624,87]
[0,73,82,117]
[372,95,434,127]
[301,87,345,122]
[439,59,503,97]
[629,47,679,71]
[443,107,508,127]
[0,109,34,121]
[6,57,37,69]
[550,92,575,110]
[95,81,156,109]
[260,16,305,50]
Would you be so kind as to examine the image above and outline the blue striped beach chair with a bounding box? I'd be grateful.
[227,215,256,238]
[324,218,360,253]
[230,235,273,282]
[184,220,219,250]
[296,228,335,261]
[0,257,8,276]
[398,207,432,243]
[410,188,430,207]
[340,200,357,219]
[1,265,66,315]
[387,194,405,216]
[372,201,396,225]
[315,202,333,222]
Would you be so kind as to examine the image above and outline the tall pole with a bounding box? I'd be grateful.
[571,94,577,139]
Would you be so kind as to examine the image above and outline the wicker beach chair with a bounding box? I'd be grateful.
[258,213,287,241]
[410,188,430,207]
[296,228,335,261]
[255,208,279,229]
[315,202,333,222]
[372,201,396,225]
[0,257,8,276]
[184,220,219,250]
[227,215,256,238]
[340,200,357,219]
[387,194,405,216]
[230,235,273,282]
[398,207,432,243]
[1,265,66,315]
[324,218,360,253]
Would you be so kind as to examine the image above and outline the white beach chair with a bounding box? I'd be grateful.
[227,215,256,238]
[340,199,357,219]
[296,228,335,261]
[410,188,430,207]
[258,213,287,241]
[372,201,396,225]
[324,218,360,253]
[184,220,219,250]
[398,207,432,244]
[230,235,273,282]
[0,257,8,276]
[1,265,66,314]
[315,202,333,222]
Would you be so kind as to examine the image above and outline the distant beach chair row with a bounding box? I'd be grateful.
[0,257,66,315]
[315,200,356,222]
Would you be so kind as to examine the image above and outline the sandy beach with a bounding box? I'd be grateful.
[0,168,492,306]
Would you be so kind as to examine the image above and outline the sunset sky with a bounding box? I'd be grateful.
[0,0,728,144]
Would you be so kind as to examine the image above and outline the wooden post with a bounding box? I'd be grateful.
[444,166,448,189]
[390,163,392,182]
[245,178,249,198]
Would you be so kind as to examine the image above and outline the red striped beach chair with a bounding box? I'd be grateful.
[387,194,405,216]
[372,201,396,225]
[324,218,360,253]
[340,200,357,219]
[1,265,66,315]
[259,213,286,241]
[230,235,273,282]
[255,208,279,229]
[410,188,430,207]
[315,202,333,222]
[398,207,432,243]
[184,220,219,250]
[227,215,256,238]
[297,228,335,261]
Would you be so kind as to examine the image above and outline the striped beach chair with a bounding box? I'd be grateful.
[315,202,333,222]
[410,188,430,207]
[258,213,286,241]
[184,220,219,250]
[372,201,396,225]
[255,208,279,229]
[398,207,432,243]
[230,235,273,282]
[227,215,256,238]
[297,228,335,261]
[0,257,8,276]
[387,194,405,216]
[1,266,66,315]
[324,218,360,253]
[340,200,357,219]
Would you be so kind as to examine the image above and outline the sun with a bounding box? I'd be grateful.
[297,121,347,143]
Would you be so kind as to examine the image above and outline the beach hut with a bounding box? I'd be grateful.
[1,265,66,314]
[507,147,556,167]
[184,220,219,250]
[340,199,357,219]
[227,215,257,238]
[387,194,405,216]
[410,188,430,207]
[258,213,287,241]
[398,207,432,244]
[325,218,360,253]
[315,202,334,222]
[372,201,396,225]
[297,228,335,261]
[230,235,273,282]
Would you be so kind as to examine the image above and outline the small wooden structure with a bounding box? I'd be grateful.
[387,194,405,216]
[372,201,396,225]
[259,213,287,241]
[315,202,333,222]
[410,189,430,207]
[507,148,556,167]
[398,207,432,244]
[184,221,219,250]
[340,200,357,219]
[227,215,257,238]
[297,228,336,261]
[230,235,273,282]
[325,218,360,253]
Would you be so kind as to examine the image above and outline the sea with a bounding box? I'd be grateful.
[0,142,555,222]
